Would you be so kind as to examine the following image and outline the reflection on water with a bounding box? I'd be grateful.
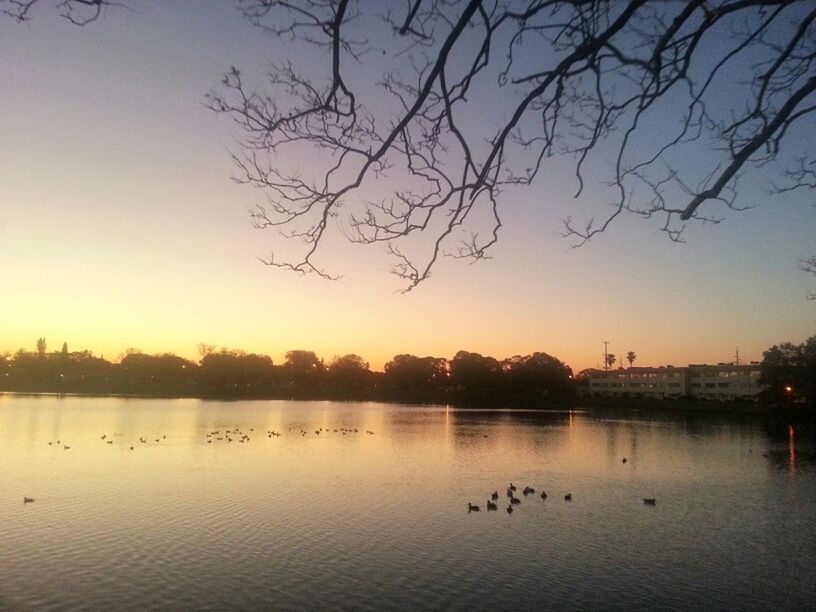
[1,396,814,611]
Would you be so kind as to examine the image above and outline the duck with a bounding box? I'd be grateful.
[506,505,513,514]
[523,486,535,496]
[107,440,113,445]
[23,497,34,504]
[564,493,572,501]
[643,498,656,505]
[509,483,517,492]
[468,503,480,513]
[510,496,521,505]
[491,491,499,501]
[486,500,498,511]
[540,491,548,500]
[101,434,106,440]
[622,457,628,464]
[63,445,70,450]
[130,446,134,450]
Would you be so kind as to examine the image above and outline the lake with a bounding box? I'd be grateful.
[1,395,814,611]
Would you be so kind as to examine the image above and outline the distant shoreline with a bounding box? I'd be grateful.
[2,389,809,420]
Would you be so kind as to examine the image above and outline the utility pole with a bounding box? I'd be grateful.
[603,341,609,371]
[734,347,740,366]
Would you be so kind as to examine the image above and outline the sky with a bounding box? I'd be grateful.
[1,1,814,373]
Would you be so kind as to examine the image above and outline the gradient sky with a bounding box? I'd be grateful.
[1,1,814,372]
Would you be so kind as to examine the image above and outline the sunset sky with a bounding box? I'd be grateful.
[1,2,814,373]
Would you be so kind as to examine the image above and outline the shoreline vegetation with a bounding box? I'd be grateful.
[2,338,813,414]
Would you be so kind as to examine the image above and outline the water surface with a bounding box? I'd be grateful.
[1,396,814,610]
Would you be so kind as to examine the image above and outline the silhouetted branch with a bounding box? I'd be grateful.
[211,0,816,289]
[1,0,112,24]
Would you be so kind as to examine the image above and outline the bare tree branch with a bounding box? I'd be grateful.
[211,0,815,289]
[1,0,112,24]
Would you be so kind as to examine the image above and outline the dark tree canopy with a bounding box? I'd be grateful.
[206,0,816,289]
[759,336,816,405]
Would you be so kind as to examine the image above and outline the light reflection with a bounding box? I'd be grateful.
[789,425,796,472]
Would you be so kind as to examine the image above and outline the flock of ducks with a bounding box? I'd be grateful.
[42,425,377,454]
[204,426,375,444]
[45,432,168,453]
[28,435,658,510]
[26,425,378,504]
[468,483,555,514]
[469,483,657,513]
[468,458,657,514]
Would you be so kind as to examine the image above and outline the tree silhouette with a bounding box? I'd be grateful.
[760,337,816,406]
[36,337,46,357]
[502,352,573,397]
[449,350,501,392]
[208,1,816,289]
[383,354,448,395]
[604,353,617,370]
[626,351,637,368]
[327,354,372,396]
[284,349,325,389]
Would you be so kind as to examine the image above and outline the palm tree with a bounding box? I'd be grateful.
[626,351,637,368]
[604,353,617,370]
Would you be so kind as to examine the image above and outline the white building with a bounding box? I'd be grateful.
[686,364,763,401]
[586,363,762,401]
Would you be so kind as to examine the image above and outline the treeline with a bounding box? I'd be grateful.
[0,343,574,406]
[760,336,816,407]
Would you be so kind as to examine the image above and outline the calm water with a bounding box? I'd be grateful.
[1,396,814,611]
